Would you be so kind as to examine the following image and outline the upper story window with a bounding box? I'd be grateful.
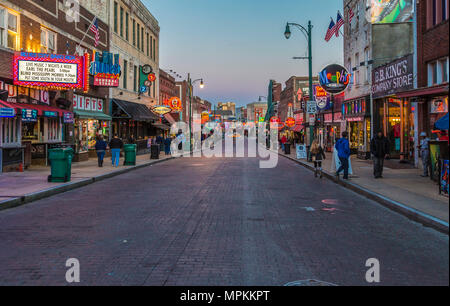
[427,0,449,28]
[113,1,118,33]
[428,57,449,85]
[120,6,124,37]
[0,8,18,50]
[40,28,56,54]
[125,12,129,41]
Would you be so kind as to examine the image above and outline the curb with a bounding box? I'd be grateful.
[279,153,449,235]
[0,157,176,212]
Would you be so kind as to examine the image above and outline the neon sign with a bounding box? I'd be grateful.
[319,64,351,95]
[13,52,88,92]
[89,51,121,87]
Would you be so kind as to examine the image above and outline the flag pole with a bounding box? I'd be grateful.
[74,16,97,55]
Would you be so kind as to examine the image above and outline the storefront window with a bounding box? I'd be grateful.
[386,99,402,155]
[75,119,110,153]
[1,117,21,145]
[46,118,61,142]
[22,121,39,142]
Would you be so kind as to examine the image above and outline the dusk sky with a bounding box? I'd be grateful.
[143,0,344,107]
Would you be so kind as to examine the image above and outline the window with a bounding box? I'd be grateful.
[150,35,153,59]
[428,61,438,85]
[123,60,127,89]
[441,57,449,82]
[141,27,144,52]
[354,53,359,85]
[120,7,124,37]
[146,33,149,56]
[433,0,437,25]
[0,8,18,50]
[132,19,136,46]
[46,118,61,142]
[40,28,56,54]
[133,65,137,92]
[153,38,156,60]
[136,23,140,50]
[443,0,449,20]
[125,12,129,41]
[114,1,118,33]
[364,48,370,83]
[1,117,21,146]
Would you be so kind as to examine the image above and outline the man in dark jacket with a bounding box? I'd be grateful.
[109,134,124,167]
[370,131,390,178]
[94,136,108,167]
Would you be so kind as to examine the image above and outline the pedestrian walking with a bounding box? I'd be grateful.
[370,131,390,178]
[335,131,350,180]
[310,139,326,178]
[94,135,108,167]
[281,135,287,152]
[128,134,136,144]
[418,132,431,177]
[164,136,172,155]
[109,134,123,167]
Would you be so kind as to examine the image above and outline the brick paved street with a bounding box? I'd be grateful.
[0,149,448,286]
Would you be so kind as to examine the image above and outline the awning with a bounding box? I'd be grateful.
[164,113,176,125]
[74,109,112,121]
[152,122,170,130]
[397,84,449,98]
[111,99,159,121]
[11,103,67,116]
[435,113,449,130]
[291,124,304,132]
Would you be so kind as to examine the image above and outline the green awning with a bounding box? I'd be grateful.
[74,110,112,121]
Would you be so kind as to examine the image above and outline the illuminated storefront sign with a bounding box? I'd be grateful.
[13,52,89,92]
[73,94,104,112]
[285,117,295,128]
[0,107,15,118]
[168,97,182,111]
[64,112,74,123]
[151,105,171,116]
[43,111,58,118]
[89,51,121,87]
[319,64,351,95]
[22,109,38,122]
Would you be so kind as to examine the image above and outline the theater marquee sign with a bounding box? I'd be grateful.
[372,54,413,99]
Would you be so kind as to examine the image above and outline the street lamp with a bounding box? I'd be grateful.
[187,74,205,154]
[284,21,314,148]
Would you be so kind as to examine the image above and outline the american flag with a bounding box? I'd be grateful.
[89,17,100,46]
[335,11,344,37]
[347,7,355,24]
[325,19,336,42]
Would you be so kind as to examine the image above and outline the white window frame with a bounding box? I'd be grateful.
[44,117,62,143]
[0,116,21,147]
[40,27,57,54]
[0,7,19,50]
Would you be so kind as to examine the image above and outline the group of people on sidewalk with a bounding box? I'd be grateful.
[306,129,436,180]
[93,133,175,168]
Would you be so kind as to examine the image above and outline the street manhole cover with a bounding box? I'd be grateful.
[284,279,337,286]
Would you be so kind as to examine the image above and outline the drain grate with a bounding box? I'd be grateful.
[284,279,338,286]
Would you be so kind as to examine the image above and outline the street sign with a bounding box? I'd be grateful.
[307,101,317,114]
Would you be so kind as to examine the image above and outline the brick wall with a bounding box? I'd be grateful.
[417,0,449,87]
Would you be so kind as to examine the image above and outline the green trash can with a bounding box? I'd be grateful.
[48,147,74,183]
[123,144,137,166]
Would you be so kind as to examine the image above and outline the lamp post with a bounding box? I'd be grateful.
[187,73,204,154]
[284,21,314,147]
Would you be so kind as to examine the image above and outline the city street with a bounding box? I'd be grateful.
[0,143,448,286]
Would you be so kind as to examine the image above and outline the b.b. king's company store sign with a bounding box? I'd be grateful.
[89,51,121,87]
[372,54,413,99]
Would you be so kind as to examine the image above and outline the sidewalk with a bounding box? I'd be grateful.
[0,153,174,209]
[280,147,449,225]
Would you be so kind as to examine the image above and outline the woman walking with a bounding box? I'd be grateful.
[310,139,326,178]
[94,135,108,167]
[109,134,123,167]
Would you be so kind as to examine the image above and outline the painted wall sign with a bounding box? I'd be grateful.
[89,51,120,87]
[319,64,351,94]
[372,54,413,99]
[13,52,88,91]
[73,94,104,112]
